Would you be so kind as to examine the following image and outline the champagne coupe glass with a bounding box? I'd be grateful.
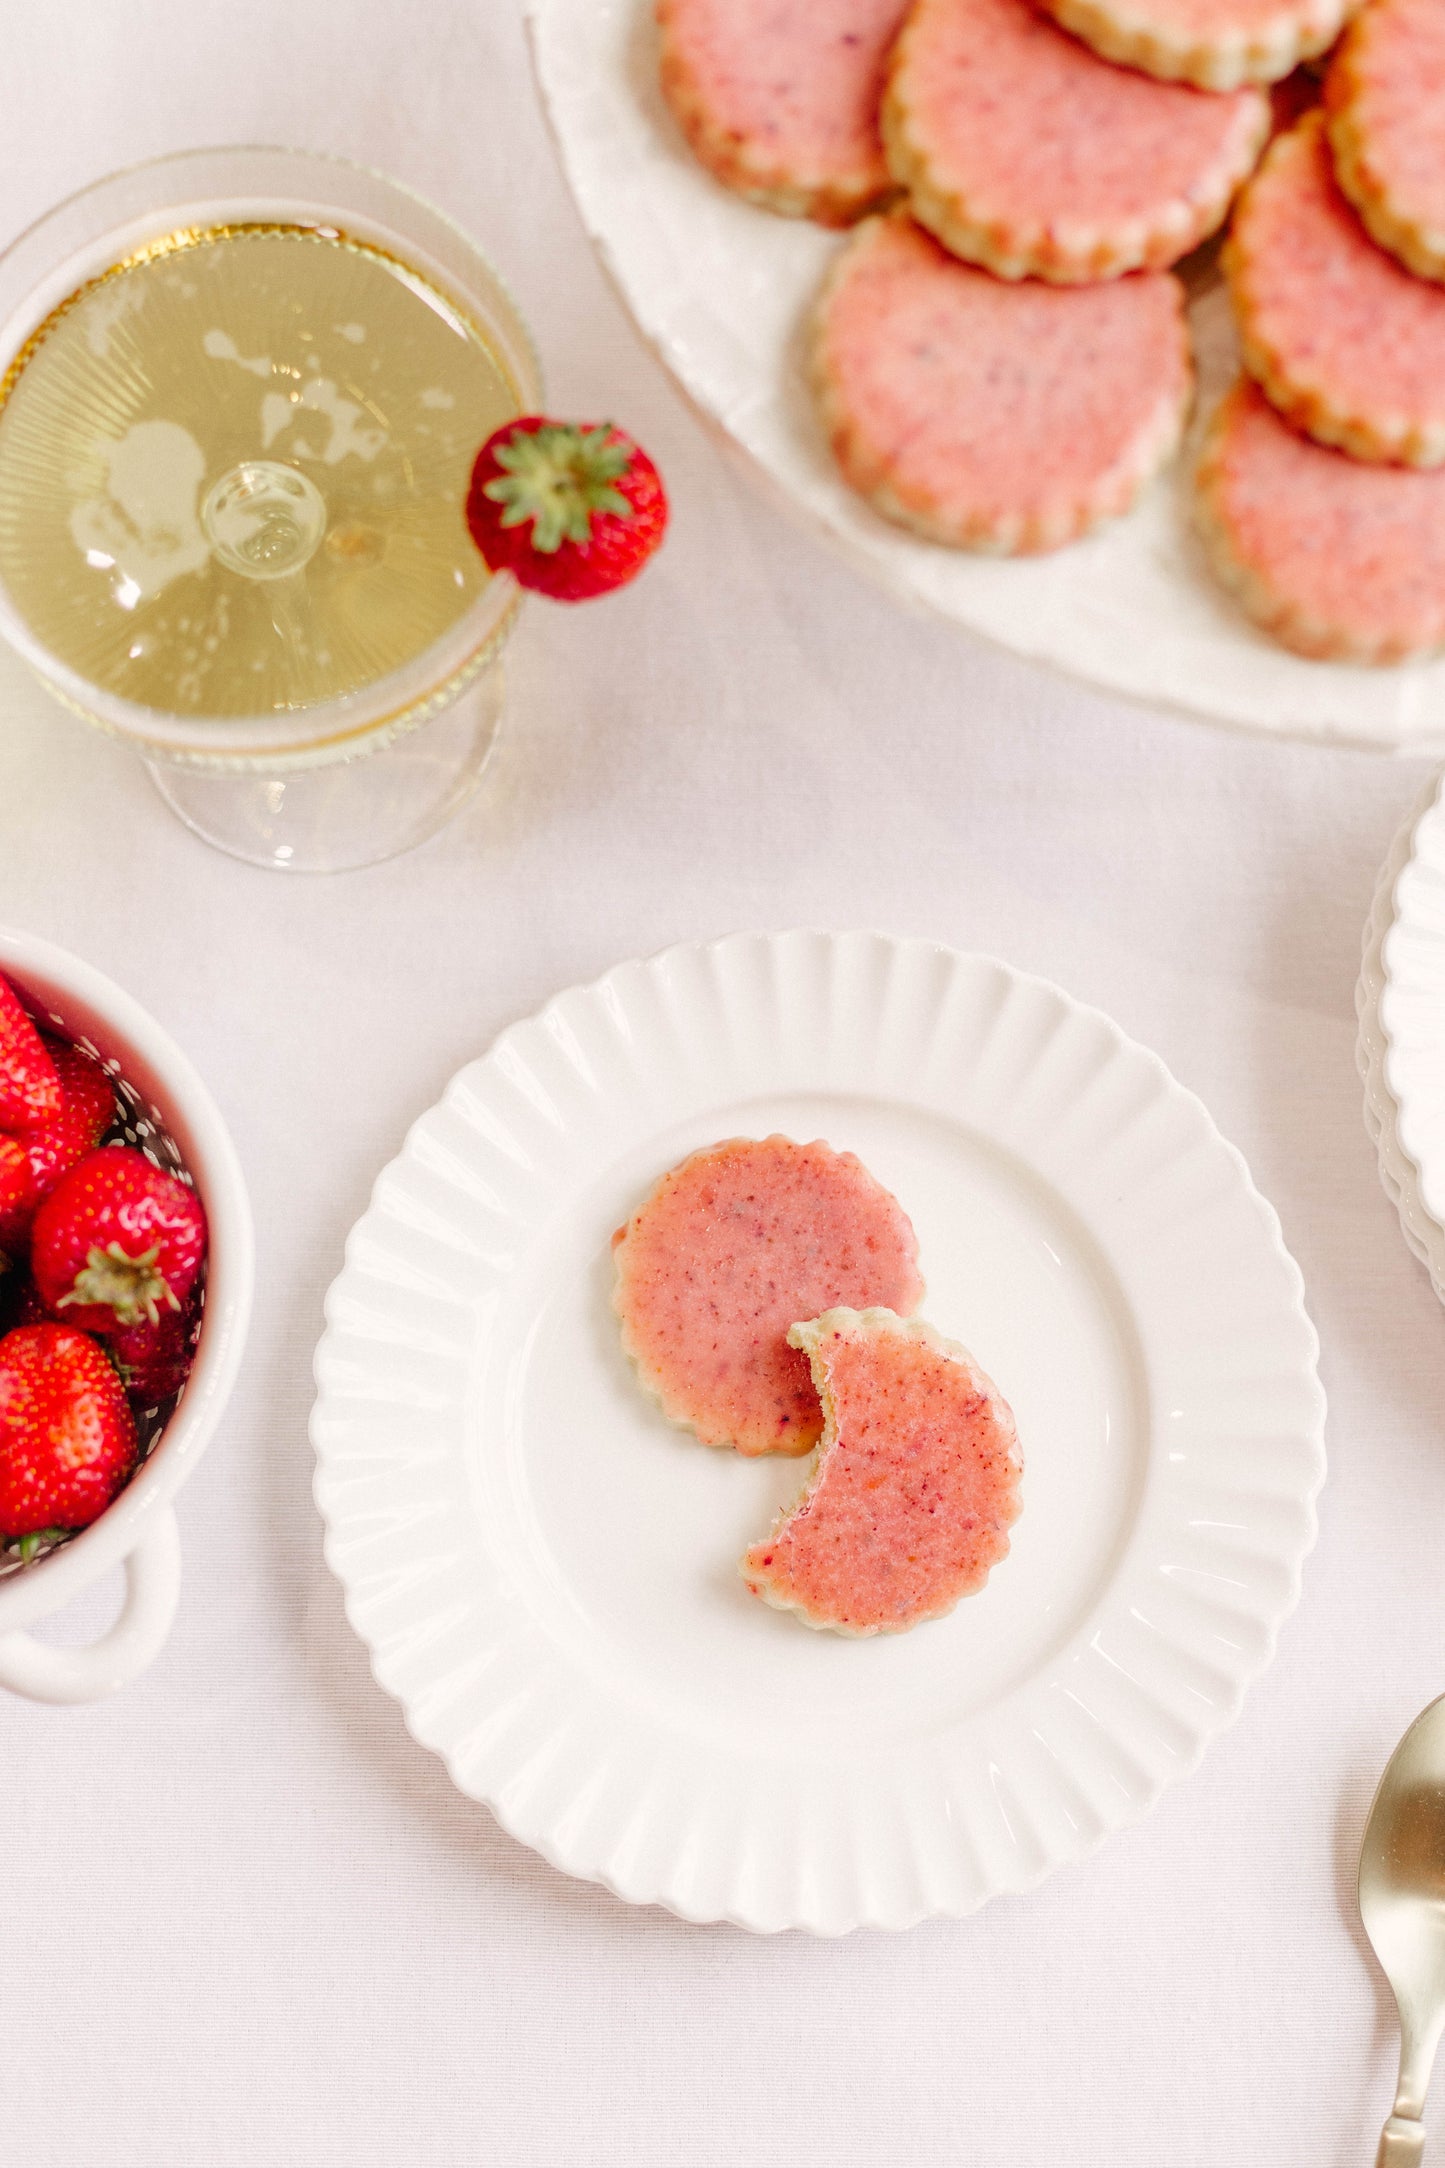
[0,147,542,872]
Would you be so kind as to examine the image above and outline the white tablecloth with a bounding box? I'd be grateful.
[2,6,1441,2162]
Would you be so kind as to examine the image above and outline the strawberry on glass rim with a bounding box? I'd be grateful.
[31,1144,207,1336]
[465,417,667,601]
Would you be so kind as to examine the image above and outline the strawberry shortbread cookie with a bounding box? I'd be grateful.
[740,1308,1023,1636]
[613,1136,924,1457]
[1228,113,1445,465]
[1042,0,1351,90]
[657,0,911,226]
[1326,0,1445,285]
[1196,376,1445,658]
[813,213,1192,551]
[883,0,1270,282]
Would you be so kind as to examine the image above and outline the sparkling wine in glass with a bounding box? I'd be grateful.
[0,149,543,870]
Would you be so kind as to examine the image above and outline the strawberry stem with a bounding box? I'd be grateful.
[16,1528,67,1563]
[483,423,634,553]
[58,1241,179,1329]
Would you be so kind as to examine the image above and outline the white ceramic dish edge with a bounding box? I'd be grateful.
[1380,776,1445,1241]
[1357,781,1445,1300]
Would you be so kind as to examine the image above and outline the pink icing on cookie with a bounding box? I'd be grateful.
[883,0,1269,281]
[815,214,1192,551]
[1228,113,1445,466]
[1196,376,1445,660]
[612,1136,924,1457]
[1326,0,1445,284]
[657,0,911,225]
[741,1308,1022,1635]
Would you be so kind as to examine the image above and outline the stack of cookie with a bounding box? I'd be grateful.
[656,0,1445,663]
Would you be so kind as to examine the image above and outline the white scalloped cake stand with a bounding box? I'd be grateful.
[311,932,1326,1933]
[1361,774,1445,1300]
[526,0,1445,753]
[1357,786,1445,1295]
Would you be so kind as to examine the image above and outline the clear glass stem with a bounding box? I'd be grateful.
[145,662,505,872]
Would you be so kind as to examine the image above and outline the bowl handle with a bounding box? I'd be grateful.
[0,1509,182,1703]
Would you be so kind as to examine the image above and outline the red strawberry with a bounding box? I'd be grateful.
[466,417,667,601]
[0,977,61,1134]
[0,1038,116,1255]
[109,1297,199,1406]
[0,1138,30,1257]
[31,1145,207,1336]
[0,1322,137,1539]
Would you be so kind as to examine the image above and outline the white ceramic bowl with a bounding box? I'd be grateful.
[0,927,252,1702]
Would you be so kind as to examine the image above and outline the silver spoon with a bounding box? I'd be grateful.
[1360,1695,1445,2166]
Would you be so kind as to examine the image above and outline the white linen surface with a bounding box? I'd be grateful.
[1,5,1441,2163]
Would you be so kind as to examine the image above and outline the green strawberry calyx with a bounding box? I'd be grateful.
[58,1240,180,1329]
[15,1527,68,1565]
[484,423,635,554]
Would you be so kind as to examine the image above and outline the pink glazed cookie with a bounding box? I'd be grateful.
[1042,0,1351,90]
[882,0,1270,282]
[657,0,912,226]
[612,1136,924,1457]
[740,1309,1023,1636]
[1195,376,1445,658]
[1326,0,1445,285]
[1228,114,1445,466]
[813,214,1192,552]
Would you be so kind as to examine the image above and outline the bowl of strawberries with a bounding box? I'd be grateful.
[0,928,251,1702]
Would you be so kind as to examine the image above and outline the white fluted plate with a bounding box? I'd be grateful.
[1356,778,1445,1300]
[527,0,1445,752]
[1378,775,1445,1273]
[311,932,1325,1932]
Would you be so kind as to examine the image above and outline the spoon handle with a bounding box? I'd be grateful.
[1377,2115,1426,2166]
